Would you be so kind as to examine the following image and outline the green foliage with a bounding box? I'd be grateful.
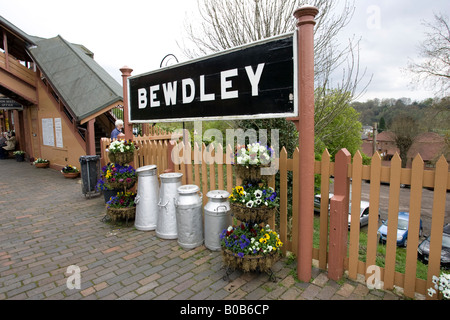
[314,89,363,160]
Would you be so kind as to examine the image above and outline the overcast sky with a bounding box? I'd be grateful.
[1,0,448,102]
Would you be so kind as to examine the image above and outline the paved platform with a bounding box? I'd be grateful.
[0,159,409,302]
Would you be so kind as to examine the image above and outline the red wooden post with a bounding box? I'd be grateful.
[120,66,134,141]
[328,148,351,281]
[291,5,319,282]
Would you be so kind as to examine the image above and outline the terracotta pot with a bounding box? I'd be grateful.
[62,172,80,179]
[35,162,49,168]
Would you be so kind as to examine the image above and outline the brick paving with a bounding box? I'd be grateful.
[0,159,411,301]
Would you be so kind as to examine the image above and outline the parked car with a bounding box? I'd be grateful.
[348,200,380,228]
[417,223,450,269]
[314,193,333,212]
[314,194,379,228]
[377,212,423,247]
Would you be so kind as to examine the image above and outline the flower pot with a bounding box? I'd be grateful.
[62,172,80,179]
[108,152,134,165]
[15,154,25,162]
[103,189,122,203]
[221,249,280,273]
[35,162,49,168]
[230,203,276,223]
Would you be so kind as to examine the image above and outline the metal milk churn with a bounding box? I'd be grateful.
[204,190,231,251]
[134,165,159,231]
[156,172,183,239]
[175,185,204,250]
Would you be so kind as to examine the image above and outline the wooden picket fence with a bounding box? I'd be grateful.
[101,138,449,299]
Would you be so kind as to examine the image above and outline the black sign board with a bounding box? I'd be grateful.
[0,98,22,110]
[128,32,296,123]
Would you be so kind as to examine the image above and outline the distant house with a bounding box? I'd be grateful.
[361,131,449,168]
[0,15,123,169]
[362,125,373,137]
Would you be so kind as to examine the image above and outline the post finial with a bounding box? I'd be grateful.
[293,5,319,26]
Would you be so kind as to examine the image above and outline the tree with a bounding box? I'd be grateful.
[314,89,362,159]
[406,13,450,96]
[180,0,369,155]
[389,115,420,168]
[378,117,386,133]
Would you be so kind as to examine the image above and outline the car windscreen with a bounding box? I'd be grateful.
[443,234,450,249]
[398,219,408,230]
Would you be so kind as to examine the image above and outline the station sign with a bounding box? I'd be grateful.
[0,98,23,110]
[128,32,297,123]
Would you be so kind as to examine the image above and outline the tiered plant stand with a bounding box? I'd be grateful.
[103,151,136,226]
[222,165,280,282]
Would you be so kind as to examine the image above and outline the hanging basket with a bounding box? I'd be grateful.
[106,178,136,190]
[230,203,276,223]
[221,249,280,273]
[234,164,268,182]
[108,152,134,165]
[106,206,136,223]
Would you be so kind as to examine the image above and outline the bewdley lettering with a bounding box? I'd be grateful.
[137,63,265,109]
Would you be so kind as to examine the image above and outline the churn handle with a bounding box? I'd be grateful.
[158,199,169,210]
[215,205,228,213]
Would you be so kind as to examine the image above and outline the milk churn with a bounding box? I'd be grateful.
[134,165,159,231]
[175,185,203,250]
[204,190,231,251]
[156,172,183,239]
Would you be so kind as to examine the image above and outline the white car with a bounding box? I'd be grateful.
[315,194,379,228]
[348,200,380,228]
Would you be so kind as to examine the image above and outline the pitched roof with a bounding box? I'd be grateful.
[0,15,36,62]
[27,35,123,122]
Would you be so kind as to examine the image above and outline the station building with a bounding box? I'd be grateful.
[0,15,123,170]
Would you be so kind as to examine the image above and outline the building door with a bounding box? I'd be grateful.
[29,105,40,160]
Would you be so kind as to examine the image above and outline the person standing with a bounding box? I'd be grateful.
[111,120,124,140]
[0,132,16,159]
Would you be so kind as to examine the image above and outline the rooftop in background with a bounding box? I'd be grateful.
[0,15,123,123]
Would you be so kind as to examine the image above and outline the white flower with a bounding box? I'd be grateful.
[227,226,233,232]
[268,245,273,252]
[255,199,262,205]
[254,190,263,198]
[444,289,450,299]
[251,238,255,243]
[432,275,439,285]
[428,287,437,297]
[265,201,269,206]
[246,200,254,208]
